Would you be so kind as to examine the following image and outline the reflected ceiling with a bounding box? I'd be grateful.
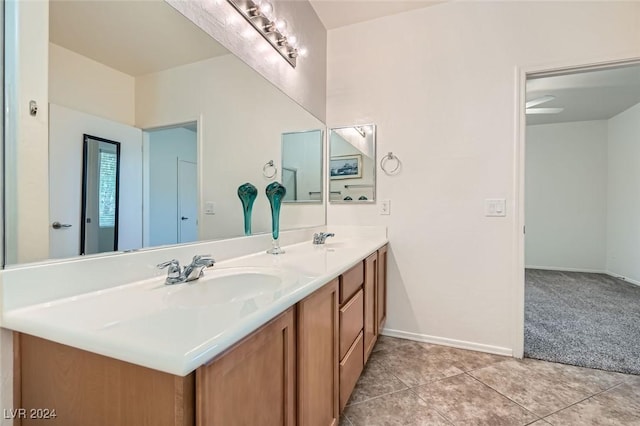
[50,0,229,76]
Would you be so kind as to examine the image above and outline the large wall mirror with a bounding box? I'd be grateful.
[329,125,376,203]
[4,0,326,266]
[281,129,323,203]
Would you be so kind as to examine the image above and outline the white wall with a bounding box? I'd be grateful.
[135,54,325,240]
[326,1,640,353]
[49,43,135,126]
[525,121,608,272]
[167,0,327,121]
[607,102,640,284]
[145,127,197,247]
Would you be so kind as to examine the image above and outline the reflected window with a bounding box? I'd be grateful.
[98,150,118,228]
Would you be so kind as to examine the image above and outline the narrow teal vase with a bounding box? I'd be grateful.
[237,183,258,236]
[265,181,287,254]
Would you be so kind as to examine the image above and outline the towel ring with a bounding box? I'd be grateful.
[380,152,401,175]
[263,160,277,179]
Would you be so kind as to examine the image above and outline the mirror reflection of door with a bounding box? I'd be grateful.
[81,135,121,255]
[178,160,198,243]
[144,123,198,247]
[281,129,323,203]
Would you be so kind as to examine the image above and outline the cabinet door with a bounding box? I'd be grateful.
[196,309,295,426]
[363,252,378,363]
[377,245,388,332]
[297,279,339,426]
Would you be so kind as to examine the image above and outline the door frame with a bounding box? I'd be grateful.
[513,56,640,358]
[141,116,202,247]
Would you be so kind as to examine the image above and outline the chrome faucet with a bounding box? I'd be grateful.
[313,232,335,245]
[157,255,216,285]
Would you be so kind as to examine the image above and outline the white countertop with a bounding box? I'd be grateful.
[2,234,387,376]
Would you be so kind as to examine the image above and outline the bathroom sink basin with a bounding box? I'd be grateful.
[165,267,296,308]
[322,240,358,250]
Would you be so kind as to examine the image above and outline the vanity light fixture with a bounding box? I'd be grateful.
[227,0,304,68]
[354,126,366,137]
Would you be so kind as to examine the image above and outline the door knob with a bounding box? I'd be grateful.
[52,221,72,229]
[181,216,189,221]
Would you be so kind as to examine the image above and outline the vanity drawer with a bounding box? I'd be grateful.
[339,331,364,412]
[339,289,364,360]
[339,261,364,304]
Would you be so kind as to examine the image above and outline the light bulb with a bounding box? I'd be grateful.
[259,1,273,19]
[298,47,308,57]
[275,19,287,32]
[288,35,298,47]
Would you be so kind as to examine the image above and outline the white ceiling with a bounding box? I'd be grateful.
[309,0,443,30]
[526,64,640,126]
[49,0,229,77]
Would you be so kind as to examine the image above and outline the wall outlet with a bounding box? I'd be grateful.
[380,199,391,215]
[204,202,216,215]
[485,199,506,217]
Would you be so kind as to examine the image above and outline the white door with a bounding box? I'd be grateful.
[178,160,198,243]
[49,104,143,259]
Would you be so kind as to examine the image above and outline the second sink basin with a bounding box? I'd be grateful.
[165,267,297,308]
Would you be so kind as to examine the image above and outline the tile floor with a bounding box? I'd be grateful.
[340,336,640,425]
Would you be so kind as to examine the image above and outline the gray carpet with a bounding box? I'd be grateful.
[525,268,640,375]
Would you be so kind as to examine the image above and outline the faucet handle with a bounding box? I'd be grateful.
[191,254,215,267]
[157,259,180,270]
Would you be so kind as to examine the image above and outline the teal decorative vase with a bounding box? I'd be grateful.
[237,183,258,236]
[265,181,286,254]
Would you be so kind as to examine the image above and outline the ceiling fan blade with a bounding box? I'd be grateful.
[525,95,555,109]
[526,107,564,115]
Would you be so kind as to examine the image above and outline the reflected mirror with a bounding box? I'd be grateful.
[281,130,323,203]
[329,125,376,203]
[81,135,121,256]
[4,0,326,265]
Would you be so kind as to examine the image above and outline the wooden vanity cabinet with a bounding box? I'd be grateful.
[14,246,388,426]
[377,245,388,332]
[196,308,296,426]
[14,333,196,426]
[363,252,378,362]
[337,262,365,412]
[297,279,339,426]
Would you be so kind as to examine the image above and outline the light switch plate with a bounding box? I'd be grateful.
[485,199,506,217]
[204,202,215,215]
[380,199,391,215]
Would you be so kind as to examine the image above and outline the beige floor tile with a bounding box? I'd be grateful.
[545,384,640,425]
[375,340,464,387]
[528,421,551,425]
[339,415,353,426]
[343,389,451,426]
[470,358,626,417]
[347,351,408,405]
[414,373,539,426]
[422,344,508,372]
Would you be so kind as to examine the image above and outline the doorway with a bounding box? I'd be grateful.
[143,122,198,247]
[520,61,640,374]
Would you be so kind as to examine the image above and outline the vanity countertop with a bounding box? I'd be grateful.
[2,235,387,376]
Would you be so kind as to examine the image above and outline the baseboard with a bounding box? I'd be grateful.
[605,271,640,287]
[380,328,513,357]
[525,265,606,274]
